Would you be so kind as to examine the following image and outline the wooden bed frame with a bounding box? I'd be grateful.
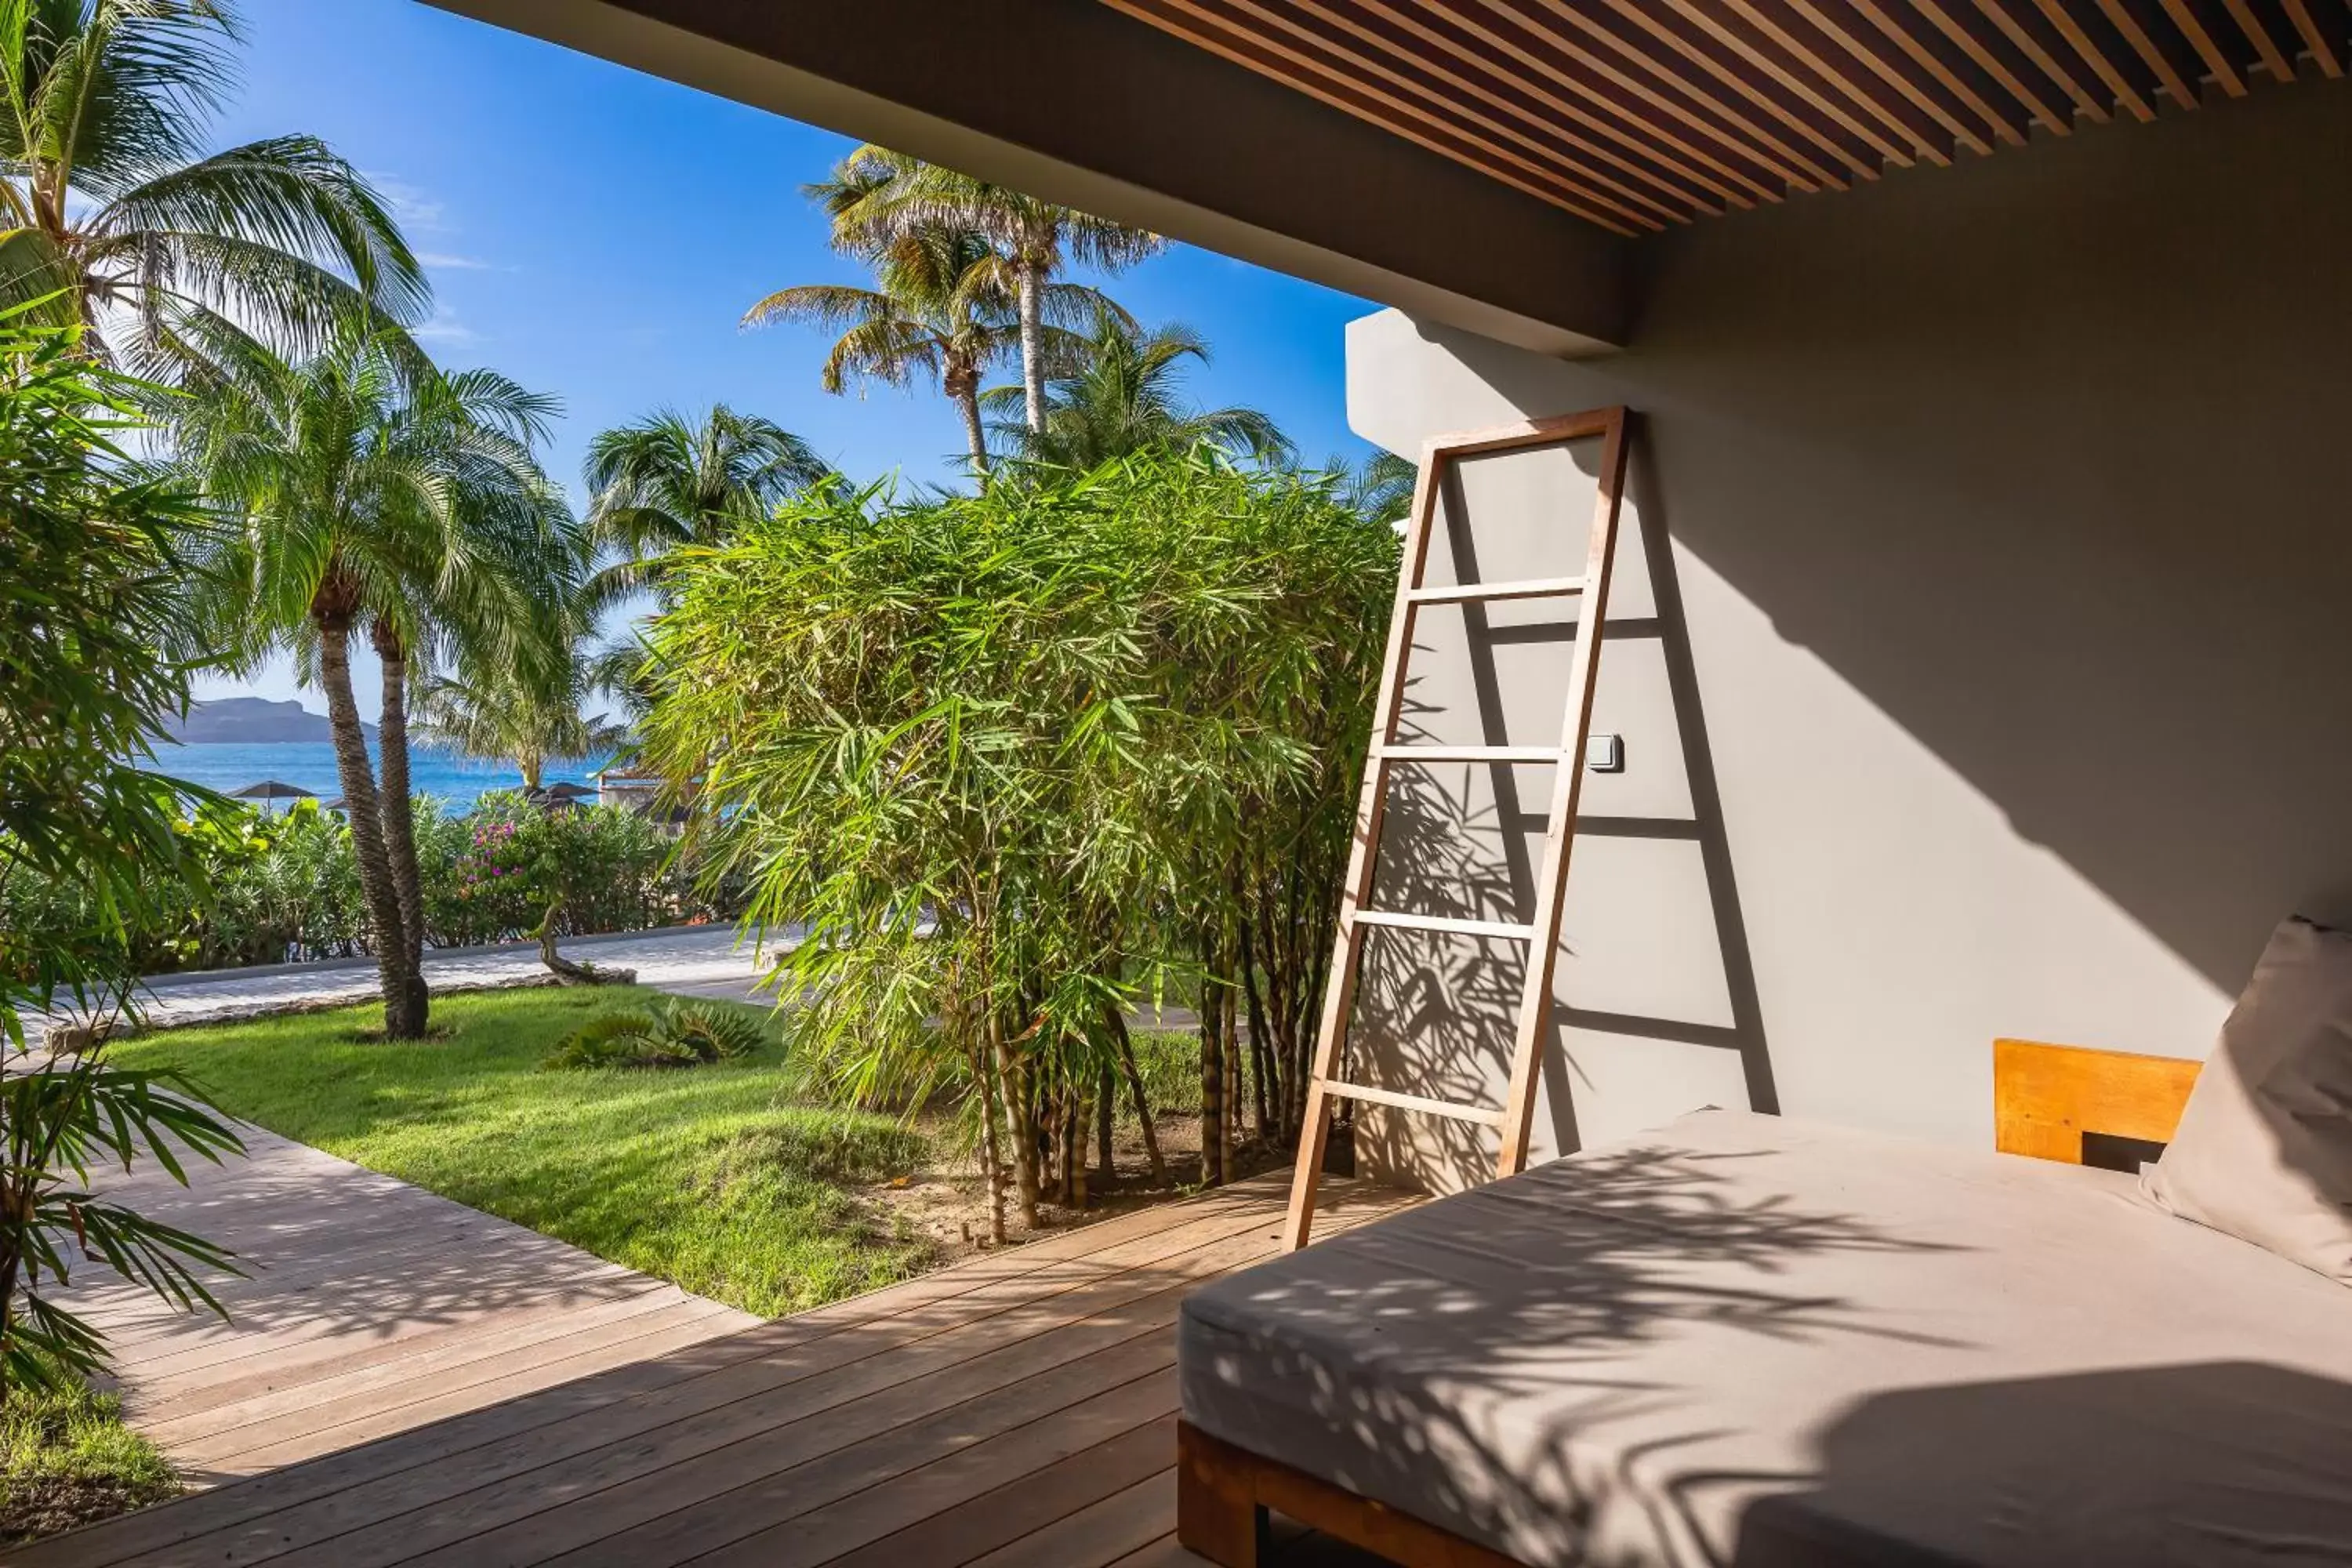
[1175,1039,2205,1566]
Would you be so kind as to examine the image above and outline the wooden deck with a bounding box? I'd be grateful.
[50,1127,762,1486]
[27,1169,1412,1568]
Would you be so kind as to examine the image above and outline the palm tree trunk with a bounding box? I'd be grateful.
[955,387,990,481]
[316,613,421,1037]
[370,623,430,1023]
[1018,260,1046,434]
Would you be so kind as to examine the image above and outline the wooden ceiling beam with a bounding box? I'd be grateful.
[1909,0,2073,134]
[1255,0,1723,218]
[1452,0,1798,203]
[2278,0,2343,76]
[2158,0,2249,95]
[1098,0,1652,231]
[2220,0,2296,77]
[1332,0,1762,208]
[1846,0,2029,144]
[1513,0,1846,193]
[1719,0,1949,165]
[1261,0,1722,220]
[1098,0,2347,246]
[1970,0,2111,122]
[1660,0,1912,172]
[1590,0,1875,181]
[2095,0,2201,107]
[2030,0,2157,118]
[1785,0,1992,155]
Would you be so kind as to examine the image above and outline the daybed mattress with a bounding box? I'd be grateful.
[1178,1109,2352,1566]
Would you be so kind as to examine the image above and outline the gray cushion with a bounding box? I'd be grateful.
[2143,916,2352,1286]
[1181,1110,2352,1567]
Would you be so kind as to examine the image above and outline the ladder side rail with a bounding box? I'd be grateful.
[1494,408,1632,1178]
[1280,437,1449,1251]
[1285,406,1635,1250]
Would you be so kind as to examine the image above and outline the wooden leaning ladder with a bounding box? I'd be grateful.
[1284,406,1632,1251]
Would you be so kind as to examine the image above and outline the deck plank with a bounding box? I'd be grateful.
[44,1127,759,1490]
[24,1174,1416,1568]
[844,1421,1178,1568]
[16,1183,1301,1568]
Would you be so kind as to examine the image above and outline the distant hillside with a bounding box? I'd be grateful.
[166,698,379,746]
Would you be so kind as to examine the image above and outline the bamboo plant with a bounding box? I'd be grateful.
[637,447,1395,1234]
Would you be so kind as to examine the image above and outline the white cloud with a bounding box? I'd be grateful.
[411,303,480,346]
[415,250,496,272]
[368,172,448,233]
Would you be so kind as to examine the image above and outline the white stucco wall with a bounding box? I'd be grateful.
[1338,81,2352,1187]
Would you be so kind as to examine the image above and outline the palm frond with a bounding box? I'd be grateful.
[91,135,428,327]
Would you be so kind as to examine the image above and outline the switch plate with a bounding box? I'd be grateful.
[1585,734,1624,773]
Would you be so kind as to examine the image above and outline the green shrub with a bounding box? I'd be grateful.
[543,999,768,1070]
[1,797,743,978]
[445,794,691,942]
[639,449,1396,1230]
[1127,1029,1199,1117]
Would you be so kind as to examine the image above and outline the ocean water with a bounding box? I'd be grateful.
[147,742,608,813]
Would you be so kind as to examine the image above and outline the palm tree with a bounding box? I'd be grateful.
[990,313,1292,470]
[415,664,627,793]
[1341,450,1417,525]
[369,449,578,990]
[0,0,426,376]
[174,325,579,1037]
[743,223,1022,477]
[811,147,1163,433]
[583,405,826,611]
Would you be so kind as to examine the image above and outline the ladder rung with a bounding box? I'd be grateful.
[1352,909,1537,942]
[1374,744,1563,764]
[1408,575,1585,605]
[1315,1077,1506,1127]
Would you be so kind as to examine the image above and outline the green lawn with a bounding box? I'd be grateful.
[111,987,934,1318]
[0,1380,177,1547]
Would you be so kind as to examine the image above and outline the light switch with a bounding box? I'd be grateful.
[1586,734,1624,773]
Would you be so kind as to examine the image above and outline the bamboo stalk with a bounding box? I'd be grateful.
[1109,1008,1167,1184]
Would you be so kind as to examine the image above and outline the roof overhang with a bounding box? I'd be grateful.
[1102,1,2344,231]
[423,0,1637,355]
[424,1,2346,358]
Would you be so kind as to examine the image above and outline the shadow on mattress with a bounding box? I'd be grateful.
[1727,1360,2352,1566]
[1182,1116,2352,1566]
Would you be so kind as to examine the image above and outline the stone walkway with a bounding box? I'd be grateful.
[57,1127,762,1488]
[116,924,780,1029]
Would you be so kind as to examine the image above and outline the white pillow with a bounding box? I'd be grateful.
[2143,917,2352,1286]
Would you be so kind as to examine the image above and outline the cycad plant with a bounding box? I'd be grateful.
[543,999,764,1070]
[172,325,581,1037]
[0,0,426,376]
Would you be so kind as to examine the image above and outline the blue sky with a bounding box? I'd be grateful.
[197,0,1378,713]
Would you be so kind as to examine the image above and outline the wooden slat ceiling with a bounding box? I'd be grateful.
[1101,0,2350,233]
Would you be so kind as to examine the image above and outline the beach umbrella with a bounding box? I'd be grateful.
[543,782,596,800]
[322,797,351,814]
[231,780,314,800]
[232,780,314,817]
